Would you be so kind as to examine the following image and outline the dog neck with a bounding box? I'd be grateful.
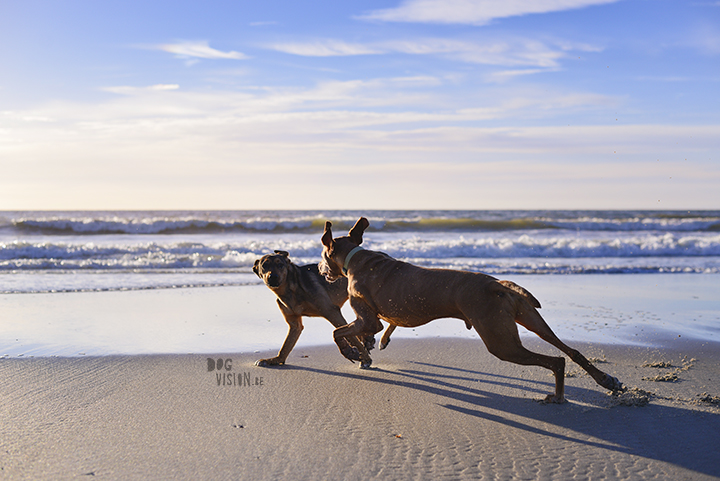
[342,246,363,275]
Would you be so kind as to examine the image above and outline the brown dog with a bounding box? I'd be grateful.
[253,250,375,367]
[319,218,622,403]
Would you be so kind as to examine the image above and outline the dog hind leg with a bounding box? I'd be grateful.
[515,305,623,392]
[363,318,384,351]
[380,324,396,350]
[461,303,567,402]
[476,323,567,403]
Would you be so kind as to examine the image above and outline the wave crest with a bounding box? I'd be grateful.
[7,211,720,235]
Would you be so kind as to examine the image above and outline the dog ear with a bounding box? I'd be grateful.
[252,259,260,276]
[348,217,369,245]
[274,250,289,257]
[321,221,334,248]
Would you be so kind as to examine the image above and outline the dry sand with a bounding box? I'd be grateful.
[2,336,720,480]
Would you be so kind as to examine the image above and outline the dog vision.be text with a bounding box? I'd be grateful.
[207,358,265,387]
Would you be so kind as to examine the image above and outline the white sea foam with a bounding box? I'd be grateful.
[1,210,719,292]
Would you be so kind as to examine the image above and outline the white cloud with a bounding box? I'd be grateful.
[156,41,248,60]
[430,38,565,67]
[150,84,180,91]
[269,39,382,56]
[0,80,696,158]
[13,78,621,133]
[270,36,601,69]
[101,84,180,95]
[485,69,548,83]
[358,0,622,25]
[2,82,717,209]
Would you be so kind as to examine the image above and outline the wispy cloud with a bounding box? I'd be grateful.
[4,82,716,209]
[101,84,180,95]
[387,38,565,67]
[269,39,383,56]
[156,41,248,60]
[358,0,622,25]
[3,80,625,145]
[269,36,602,69]
[485,68,550,83]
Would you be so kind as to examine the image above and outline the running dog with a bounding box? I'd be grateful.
[319,218,622,403]
[253,250,375,366]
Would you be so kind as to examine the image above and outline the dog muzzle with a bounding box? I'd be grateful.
[267,273,281,287]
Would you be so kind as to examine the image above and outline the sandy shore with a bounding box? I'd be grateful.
[2,336,720,480]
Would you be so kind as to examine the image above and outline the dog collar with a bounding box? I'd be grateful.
[342,246,363,275]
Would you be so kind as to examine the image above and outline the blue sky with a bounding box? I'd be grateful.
[1,0,719,210]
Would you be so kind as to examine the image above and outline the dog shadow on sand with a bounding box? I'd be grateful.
[284,357,720,478]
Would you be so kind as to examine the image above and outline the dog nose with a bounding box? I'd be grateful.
[267,274,280,287]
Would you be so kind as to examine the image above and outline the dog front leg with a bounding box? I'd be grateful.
[256,307,303,367]
[323,305,367,363]
[333,320,374,369]
[333,298,378,369]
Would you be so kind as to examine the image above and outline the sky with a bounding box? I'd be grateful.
[1,0,719,210]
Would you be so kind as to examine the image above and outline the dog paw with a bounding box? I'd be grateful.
[364,335,376,352]
[340,346,362,362]
[603,375,623,392]
[379,338,390,350]
[540,394,567,404]
[255,357,284,367]
[359,360,373,369]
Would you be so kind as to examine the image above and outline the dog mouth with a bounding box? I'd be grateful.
[318,260,340,282]
[323,273,339,283]
[266,274,281,288]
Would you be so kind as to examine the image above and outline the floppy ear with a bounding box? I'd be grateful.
[252,259,260,276]
[274,250,289,257]
[348,217,369,245]
[321,221,334,248]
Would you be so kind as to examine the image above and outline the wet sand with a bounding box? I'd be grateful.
[2,273,718,357]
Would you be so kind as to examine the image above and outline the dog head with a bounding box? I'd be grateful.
[319,217,369,282]
[253,250,292,289]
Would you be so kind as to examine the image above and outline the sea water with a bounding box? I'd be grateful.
[1,210,719,356]
[1,210,719,293]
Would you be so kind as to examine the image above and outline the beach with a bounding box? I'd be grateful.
[2,274,720,480]
[2,340,720,479]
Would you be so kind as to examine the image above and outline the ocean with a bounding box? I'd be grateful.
[1,210,720,294]
[1,210,719,356]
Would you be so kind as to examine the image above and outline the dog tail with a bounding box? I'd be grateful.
[497,280,541,309]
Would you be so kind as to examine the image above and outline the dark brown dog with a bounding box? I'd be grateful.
[319,218,622,403]
[253,250,374,367]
